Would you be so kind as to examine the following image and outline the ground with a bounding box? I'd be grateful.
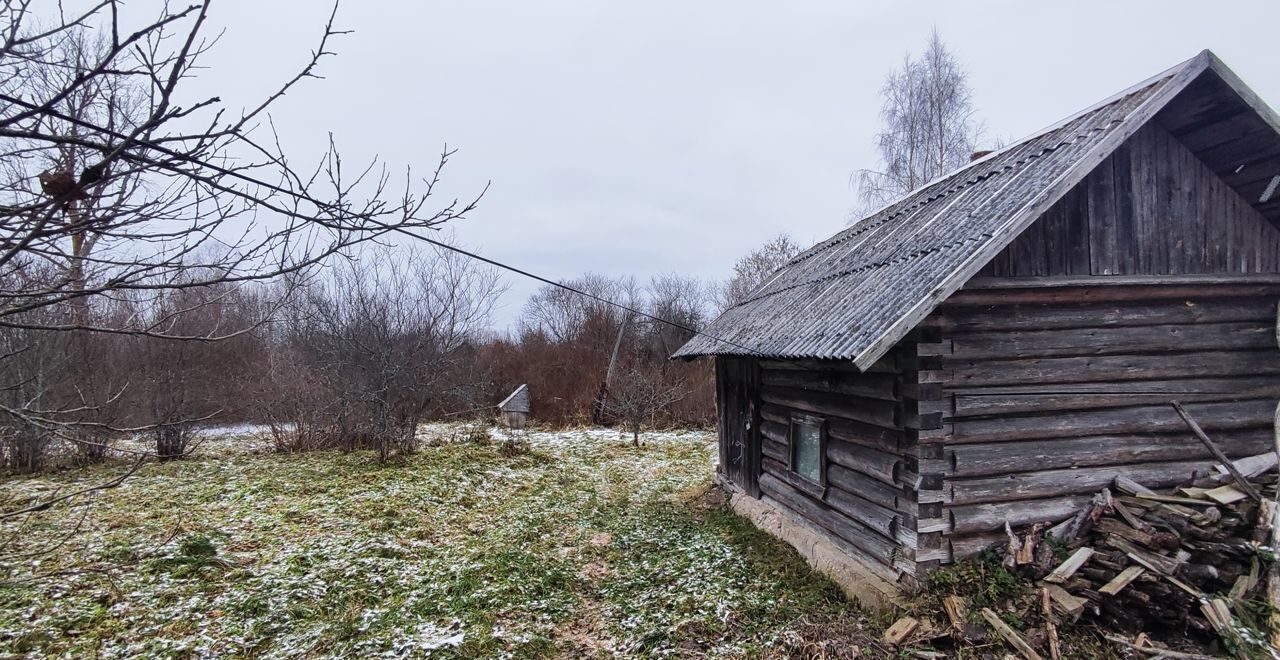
[0,425,884,658]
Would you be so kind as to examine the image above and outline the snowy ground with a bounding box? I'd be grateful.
[0,424,872,658]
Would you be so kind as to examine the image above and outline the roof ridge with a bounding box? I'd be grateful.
[735,115,1129,308]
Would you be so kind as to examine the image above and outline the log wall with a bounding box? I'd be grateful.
[716,353,936,581]
[924,279,1280,560]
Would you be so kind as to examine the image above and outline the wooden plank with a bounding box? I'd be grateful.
[882,617,919,646]
[1042,583,1088,618]
[950,376,1280,418]
[1214,451,1278,480]
[948,281,1280,305]
[826,463,902,511]
[1099,566,1146,596]
[1043,548,1095,584]
[1041,588,1061,660]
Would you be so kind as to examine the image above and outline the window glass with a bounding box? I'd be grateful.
[792,418,822,484]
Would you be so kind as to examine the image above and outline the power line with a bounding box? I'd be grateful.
[2,93,762,355]
[410,234,764,356]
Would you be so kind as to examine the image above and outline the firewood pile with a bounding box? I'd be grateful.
[1000,451,1280,658]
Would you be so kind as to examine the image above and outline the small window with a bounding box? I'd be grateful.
[790,414,825,486]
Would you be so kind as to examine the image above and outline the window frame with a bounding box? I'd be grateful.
[788,412,827,489]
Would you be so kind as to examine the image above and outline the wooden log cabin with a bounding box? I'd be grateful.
[674,51,1280,596]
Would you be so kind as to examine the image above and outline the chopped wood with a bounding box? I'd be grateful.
[1004,520,1022,569]
[1098,566,1145,596]
[1095,517,1155,547]
[1178,486,1210,499]
[942,595,967,634]
[1134,492,1220,507]
[1048,489,1112,541]
[1227,564,1258,604]
[1109,538,1182,576]
[1040,588,1061,660]
[1103,635,1220,659]
[1115,475,1156,496]
[882,616,919,646]
[1198,598,1243,651]
[1203,485,1249,505]
[1111,499,1152,532]
[1041,583,1086,618]
[1215,451,1278,480]
[1043,547,1094,584]
[980,608,1043,660]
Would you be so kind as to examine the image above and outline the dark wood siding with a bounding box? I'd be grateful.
[715,357,760,496]
[715,352,942,579]
[980,123,1280,278]
[925,280,1280,559]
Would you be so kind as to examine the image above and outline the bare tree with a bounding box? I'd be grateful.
[718,233,802,311]
[0,2,483,452]
[284,241,504,462]
[605,361,686,448]
[854,30,983,212]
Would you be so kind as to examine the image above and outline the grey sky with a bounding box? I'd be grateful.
[186,0,1280,327]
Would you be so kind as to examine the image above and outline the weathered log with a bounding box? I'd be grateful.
[760,385,898,429]
[950,399,1276,444]
[950,462,1209,506]
[826,463,901,510]
[761,367,899,402]
[827,439,900,486]
[950,496,1091,535]
[950,321,1275,361]
[939,296,1276,333]
[758,471,897,564]
[948,429,1273,477]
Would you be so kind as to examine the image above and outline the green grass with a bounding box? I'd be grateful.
[0,427,872,658]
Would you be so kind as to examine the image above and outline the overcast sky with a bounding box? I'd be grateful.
[176,1,1280,327]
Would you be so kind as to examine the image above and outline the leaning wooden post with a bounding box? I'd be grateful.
[1171,401,1263,503]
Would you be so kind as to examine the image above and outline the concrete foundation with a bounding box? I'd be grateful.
[724,485,904,610]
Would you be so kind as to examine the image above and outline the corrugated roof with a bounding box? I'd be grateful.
[675,51,1234,370]
[498,384,530,413]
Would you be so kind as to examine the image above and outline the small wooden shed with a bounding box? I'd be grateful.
[498,384,530,430]
[675,51,1280,594]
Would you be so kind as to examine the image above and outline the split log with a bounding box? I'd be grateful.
[882,616,919,646]
[980,608,1043,660]
[1098,566,1145,596]
[1040,588,1061,660]
[1043,548,1094,584]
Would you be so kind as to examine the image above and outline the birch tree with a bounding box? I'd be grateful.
[855,30,983,211]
